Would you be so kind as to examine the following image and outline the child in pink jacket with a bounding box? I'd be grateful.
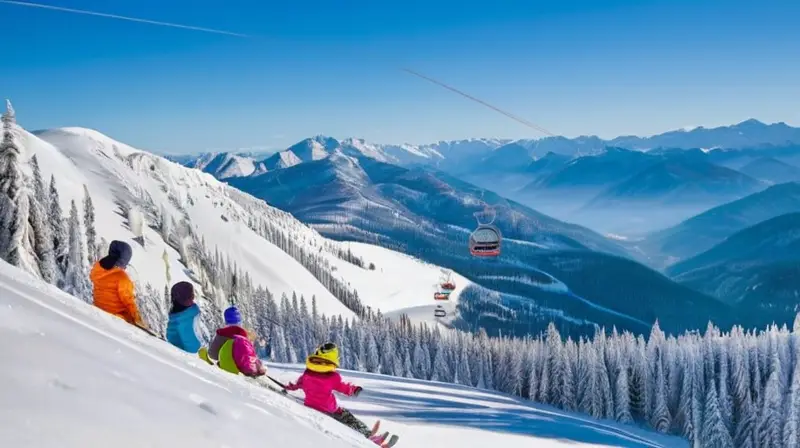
[285,343,378,441]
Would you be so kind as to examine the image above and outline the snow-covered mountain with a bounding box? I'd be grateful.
[0,101,482,336]
[223,152,752,337]
[171,119,800,181]
[191,152,267,179]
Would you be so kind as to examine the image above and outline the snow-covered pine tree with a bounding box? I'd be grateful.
[137,283,167,337]
[29,155,47,206]
[28,152,56,283]
[364,331,380,373]
[759,343,785,448]
[48,175,68,286]
[614,358,633,424]
[784,343,800,448]
[0,100,40,276]
[650,343,672,433]
[63,200,90,302]
[83,185,96,266]
[29,184,56,284]
[701,381,735,448]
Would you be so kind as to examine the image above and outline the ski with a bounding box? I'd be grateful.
[370,431,389,446]
[382,434,399,448]
[368,420,381,437]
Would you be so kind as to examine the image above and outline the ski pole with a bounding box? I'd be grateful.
[266,375,287,389]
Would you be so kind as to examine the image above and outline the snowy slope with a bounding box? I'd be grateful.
[27,127,355,318]
[0,257,684,448]
[327,242,470,327]
[0,260,372,448]
[268,364,687,448]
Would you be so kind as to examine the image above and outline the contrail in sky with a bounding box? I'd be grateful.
[0,0,250,37]
[401,68,557,137]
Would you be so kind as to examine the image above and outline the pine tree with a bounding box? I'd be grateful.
[29,155,47,207]
[456,344,473,387]
[651,351,672,433]
[29,187,56,284]
[48,175,68,285]
[784,345,800,448]
[701,381,734,448]
[615,363,633,424]
[83,185,96,266]
[0,100,39,276]
[364,331,380,373]
[676,349,696,442]
[759,347,785,448]
[63,200,90,302]
[561,339,577,411]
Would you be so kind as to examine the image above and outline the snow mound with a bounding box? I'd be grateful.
[268,364,688,448]
[0,260,372,448]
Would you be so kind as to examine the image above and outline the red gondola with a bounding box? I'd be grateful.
[441,281,456,291]
[469,225,502,257]
[434,292,449,300]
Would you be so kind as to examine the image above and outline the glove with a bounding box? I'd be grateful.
[256,364,267,376]
[352,386,363,397]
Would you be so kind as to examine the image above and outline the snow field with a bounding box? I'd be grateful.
[0,259,372,448]
[324,241,469,326]
[267,363,688,448]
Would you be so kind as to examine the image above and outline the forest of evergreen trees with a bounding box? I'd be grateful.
[0,101,98,301]
[257,290,800,448]
[6,100,800,447]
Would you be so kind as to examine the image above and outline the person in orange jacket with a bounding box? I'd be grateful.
[90,240,143,327]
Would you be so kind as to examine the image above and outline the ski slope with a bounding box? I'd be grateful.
[0,260,371,448]
[325,241,469,326]
[0,260,685,448]
[268,363,687,448]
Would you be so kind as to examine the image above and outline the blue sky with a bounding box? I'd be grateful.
[2,0,799,153]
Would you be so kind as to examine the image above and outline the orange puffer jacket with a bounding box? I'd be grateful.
[90,262,141,325]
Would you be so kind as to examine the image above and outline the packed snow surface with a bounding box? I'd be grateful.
[326,242,469,326]
[0,260,373,448]
[268,364,687,448]
[0,260,684,447]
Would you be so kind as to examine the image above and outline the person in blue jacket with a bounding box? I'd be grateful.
[166,281,209,353]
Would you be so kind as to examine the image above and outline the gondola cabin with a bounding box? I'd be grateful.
[434,307,447,318]
[469,225,502,257]
[434,292,449,301]
[441,281,456,292]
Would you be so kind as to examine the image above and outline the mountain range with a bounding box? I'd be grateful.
[664,212,800,323]
[225,148,751,336]
[157,118,800,333]
[168,119,800,236]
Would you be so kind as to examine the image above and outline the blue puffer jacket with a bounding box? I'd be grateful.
[166,304,208,353]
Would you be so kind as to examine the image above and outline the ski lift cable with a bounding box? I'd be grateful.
[0,0,250,37]
[3,2,556,141]
[400,68,557,138]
